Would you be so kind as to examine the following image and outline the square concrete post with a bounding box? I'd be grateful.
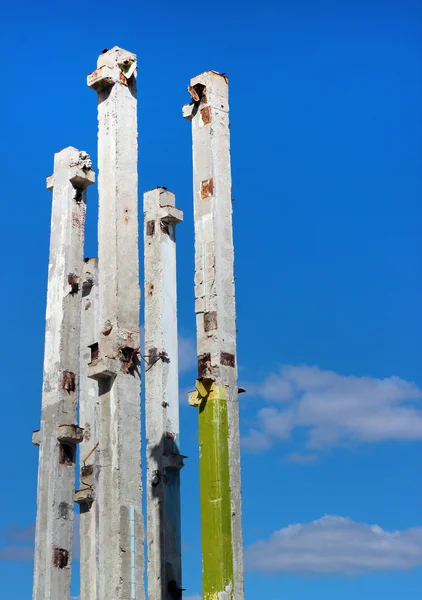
[32,147,94,600]
[183,73,244,600]
[144,188,184,600]
[77,258,99,600]
[87,47,144,600]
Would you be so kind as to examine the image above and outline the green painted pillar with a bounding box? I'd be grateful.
[184,70,244,599]
[198,384,234,599]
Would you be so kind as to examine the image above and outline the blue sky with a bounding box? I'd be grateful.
[1,0,421,598]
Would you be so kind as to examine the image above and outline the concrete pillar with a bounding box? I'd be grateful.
[144,188,184,600]
[32,147,94,600]
[77,258,99,600]
[183,72,244,600]
[87,47,144,600]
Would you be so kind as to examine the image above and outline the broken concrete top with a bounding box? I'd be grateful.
[97,46,137,70]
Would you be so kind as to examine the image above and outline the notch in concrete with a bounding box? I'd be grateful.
[88,342,99,363]
[73,186,84,204]
[183,80,208,119]
[59,501,70,520]
[183,71,229,121]
[197,353,214,379]
[220,352,235,368]
[53,548,69,569]
[201,179,214,199]
[188,83,206,104]
[201,106,212,125]
[160,221,170,236]
[101,321,113,337]
[204,311,218,332]
[59,443,75,465]
[120,346,139,374]
[62,371,76,393]
[68,273,80,294]
[82,271,94,297]
[146,220,155,236]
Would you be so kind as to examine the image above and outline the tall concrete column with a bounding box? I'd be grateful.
[77,258,99,600]
[144,188,184,600]
[183,72,244,600]
[87,47,144,600]
[32,147,94,600]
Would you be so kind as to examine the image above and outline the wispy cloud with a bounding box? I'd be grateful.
[283,452,318,464]
[178,334,196,373]
[2,524,35,544]
[0,515,80,562]
[0,524,35,562]
[184,596,201,600]
[244,515,422,576]
[0,546,33,561]
[242,366,422,455]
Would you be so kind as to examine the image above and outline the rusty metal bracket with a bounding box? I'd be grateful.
[82,441,99,466]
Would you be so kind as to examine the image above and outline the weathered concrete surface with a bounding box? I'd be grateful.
[87,47,144,600]
[78,258,99,600]
[144,188,183,600]
[184,72,244,600]
[33,147,94,600]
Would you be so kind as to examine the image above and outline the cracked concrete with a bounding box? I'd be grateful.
[87,47,144,600]
[79,258,99,600]
[33,147,94,600]
[144,188,183,600]
[184,71,244,600]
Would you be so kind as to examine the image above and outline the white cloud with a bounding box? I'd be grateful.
[0,524,35,561]
[242,366,422,454]
[178,334,196,373]
[244,515,422,576]
[0,546,33,561]
[284,452,317,464]
[2,524,35,544]
[0,516,80,563]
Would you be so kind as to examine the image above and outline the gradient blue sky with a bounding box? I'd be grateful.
[1,1,421,598]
